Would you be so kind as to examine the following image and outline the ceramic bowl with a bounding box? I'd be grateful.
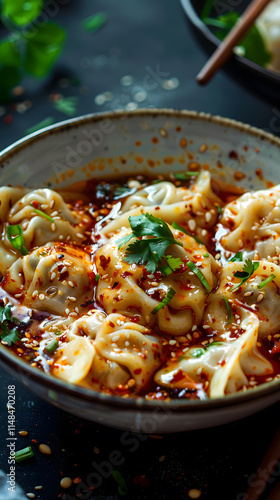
[181,0,280,102]
[1,109,280,433]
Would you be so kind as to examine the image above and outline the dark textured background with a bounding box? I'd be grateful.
[0,1,280,499]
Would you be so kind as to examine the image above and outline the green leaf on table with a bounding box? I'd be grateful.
[2,0,43,27]
[0,39,21,67]
[25,117,55,135]
[82,12,107,32]
[23,22,66,77]
[205,11,272,67]
[53,97,78,116]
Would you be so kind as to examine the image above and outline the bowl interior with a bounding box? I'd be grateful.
[1,109,280,413]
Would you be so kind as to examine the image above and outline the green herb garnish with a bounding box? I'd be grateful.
[117,213,183,274]
[82,12,107,32]
[258,274,276,289]
[229,252,243,262]
[95,273,100,282]
[223,296,232,323]
[45,338,58,354]
[232,259,259,291]
[0,322,20,346]
[31,205,54,223]
[113,186,137,200]
[25,117,55,136]
[171,221,203,245]
[160,255,183,276]
[204,11,272,67]
[151,287,176,315]
[53,97,78,117]
[7,224,28,255]
[15,446,34,463]
[186,261,210,292]
[174,171,199,180]
[188,342,224,359]
[203,253,209,257]
[216,205,222,215]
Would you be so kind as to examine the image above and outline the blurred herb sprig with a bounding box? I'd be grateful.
[0,0,66,102]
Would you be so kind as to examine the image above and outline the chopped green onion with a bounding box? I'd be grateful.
[95,273,100,282]
[152,287,176,314]
[229,252,243,262]
[6,225,28,255]
[45,339,58,354]
[55,330,62,336]
[15,446,34,463]
[188,347,205,358]
[216,205,222,215]
[174,171,199,180]
[223,296,232,322]
[186,261,210,292]
[159,264,173,276]
[203,253,209,257]
[31,205,54,223]
[258,274,276,289]
[171,222,203,245]
[83,12,107,32]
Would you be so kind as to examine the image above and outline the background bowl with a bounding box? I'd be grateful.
[1,108,280,433]
[181,0,280,104]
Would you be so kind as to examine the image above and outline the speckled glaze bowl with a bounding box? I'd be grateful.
[1,109,280,433]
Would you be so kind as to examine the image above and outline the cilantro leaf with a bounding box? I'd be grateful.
[160,255,183,276]
[2,0,43,27]
[53,96,78,117]
[232,259,259,291]
[24,22,66,78]
[229,252,243,262]
[118,213,183,274]
[1,322,20,346]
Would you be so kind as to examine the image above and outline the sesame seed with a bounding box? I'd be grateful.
[202,324,210,329]
[76,232,84,239]
[66,235,71,241]
[15,293,22,298]
[188,488,201,499]
[19,430,28,436]
[147,274,154,279]
[257,341,262,347]
[59,235,64,240]
[50,200,55,208]
[60,477,72,489]
[257,293,264,303]
[75,307,79,313]
[61,266,67,273]
[201,229,207,236]
[69,312,78,317]
[215,253,221,260]
[244,291,253,297]
[205,212,211,222]
[65,308,70,315]
[68,296,77,302]
[188,219,196,231]
[187,334,192,341]
[68,281,75,288]
[238,239,243,248]
[159,455,165,462]
[35,486,43,490]
[39,443,52,455]
[51,223,56,232]
[101,273,109,280]
[39,294,45,300]
[26,494,35,499]
[50,272,56,280]
[171,352,175,357]
[112,335,120,342]
[125,332,130,339]
[191,325,197,331]
[3,297,9,305]
[41,204,48,209]
[150,282,160,287]
[268,335,272,341]
[125,341,130,346]
[51,211,58,217]
[169,339,176,345]
[145,315,150,323]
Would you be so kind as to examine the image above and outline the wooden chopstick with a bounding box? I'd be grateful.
[196,0,272,85]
